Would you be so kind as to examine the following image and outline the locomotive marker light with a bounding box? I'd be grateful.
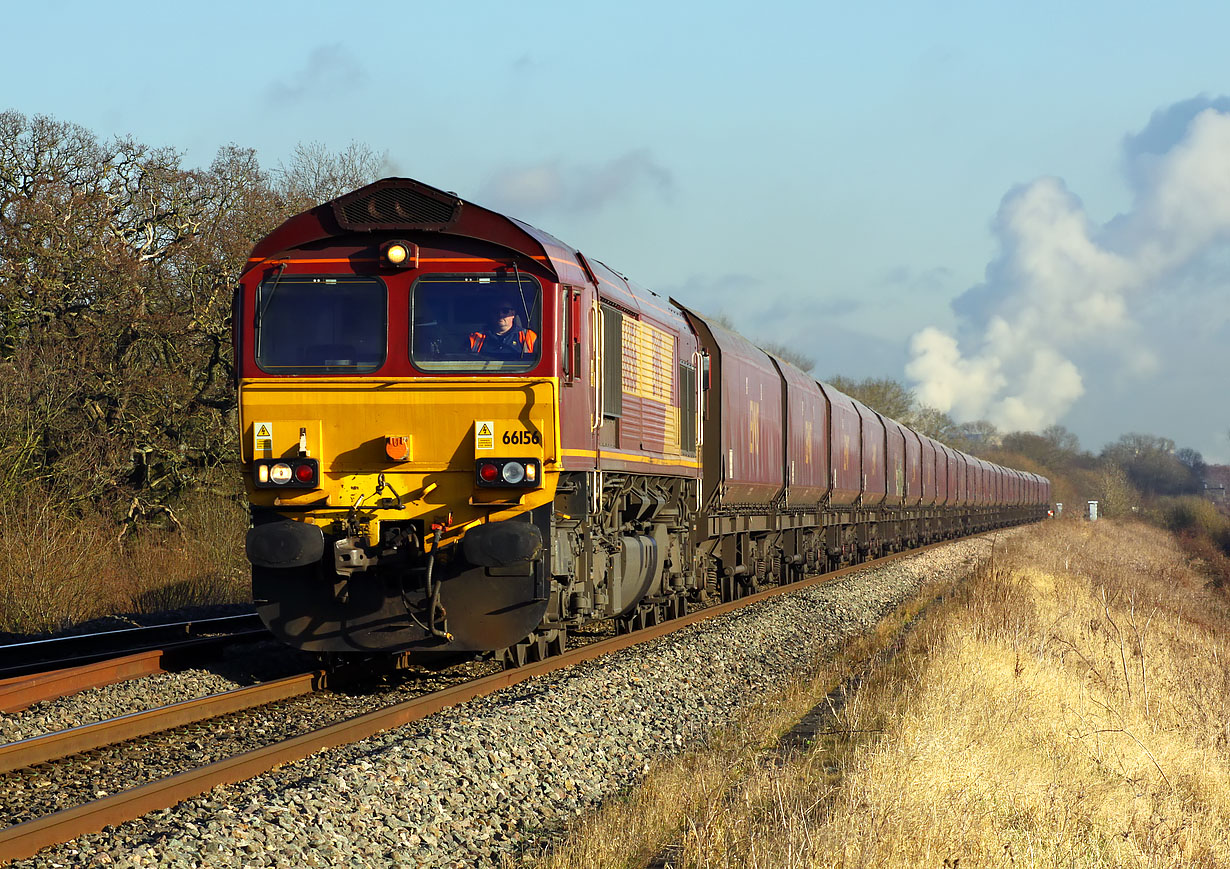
[475,458,541,488]
[252,457,320,489]
[501,462,526,484]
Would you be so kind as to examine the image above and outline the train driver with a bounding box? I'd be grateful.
[469,300,537,356]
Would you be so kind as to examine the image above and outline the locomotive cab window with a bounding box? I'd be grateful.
[411,274,542,373]
[255,275,387,374]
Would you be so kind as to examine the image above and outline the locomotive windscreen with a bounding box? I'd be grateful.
[254,275,386,374]
[411,274,542,373]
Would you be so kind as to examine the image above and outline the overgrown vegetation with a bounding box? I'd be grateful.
[0,110,383,633]
[527,520,1230,867]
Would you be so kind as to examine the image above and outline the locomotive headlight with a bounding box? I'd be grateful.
[269,462,293,484]
[380,239,417,269]
[501,461,526,484]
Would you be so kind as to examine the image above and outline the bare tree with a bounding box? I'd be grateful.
[275,141,385,213]
[0,112,324,514]
[826,376,915,421]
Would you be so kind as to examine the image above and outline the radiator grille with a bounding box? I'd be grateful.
[332,182,460,230]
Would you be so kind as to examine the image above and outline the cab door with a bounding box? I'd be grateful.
[558,279,598,471]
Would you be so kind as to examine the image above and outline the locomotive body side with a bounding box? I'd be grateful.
[557,257,702,637]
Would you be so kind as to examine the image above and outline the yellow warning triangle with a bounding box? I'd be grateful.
[256,424,271,437]
[477,423,492,436]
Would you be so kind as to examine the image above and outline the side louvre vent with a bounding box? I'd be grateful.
[331,179,461,231]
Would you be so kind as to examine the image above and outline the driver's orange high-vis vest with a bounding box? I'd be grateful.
[469,329,538,353]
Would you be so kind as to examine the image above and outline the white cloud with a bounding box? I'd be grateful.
[908,104,1230,433]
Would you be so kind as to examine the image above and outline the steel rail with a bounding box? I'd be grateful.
[0,628,272,707]
[0,671,322,775]
[0,651,166,714]
[0,536,991,865]
[0,614,264,678]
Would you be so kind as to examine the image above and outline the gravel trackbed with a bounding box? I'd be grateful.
[6,534,1005,868]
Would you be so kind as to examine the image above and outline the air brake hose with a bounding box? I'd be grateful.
[424,525,452,642]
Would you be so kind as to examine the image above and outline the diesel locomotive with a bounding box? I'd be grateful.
[236,177,1050,666]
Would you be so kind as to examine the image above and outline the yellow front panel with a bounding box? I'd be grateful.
[242,378,558,469]
[240,377,560,536]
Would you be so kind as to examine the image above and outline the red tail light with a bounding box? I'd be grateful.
[475,458,541,488]
[253,458,319,489]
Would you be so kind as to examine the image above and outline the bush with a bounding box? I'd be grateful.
[1152,496,1230,550]
[0,487,250,636]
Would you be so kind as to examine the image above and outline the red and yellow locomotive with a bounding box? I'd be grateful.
[237,178,702,664]
[235,177,1049,665]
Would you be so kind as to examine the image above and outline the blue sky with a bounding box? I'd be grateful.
[5,1,1229,462]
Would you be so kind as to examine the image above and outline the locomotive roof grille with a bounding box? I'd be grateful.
[332,181,461,231]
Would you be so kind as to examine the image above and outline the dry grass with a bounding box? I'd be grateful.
[524,520,1230,868]
[793,520,1230,868]
[514,675,838,869]
[0,490,250,635]
[519,567,958,869]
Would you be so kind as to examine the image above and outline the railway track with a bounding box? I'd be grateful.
[0,538,978,865]
[0,613,266,678]
[0,614,270,712]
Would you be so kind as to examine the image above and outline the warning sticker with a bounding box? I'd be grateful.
[254,421,273,454]
[475,420,494,451]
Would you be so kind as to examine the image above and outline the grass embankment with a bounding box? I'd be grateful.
[0,492,250,636]
[526,520,1230,868]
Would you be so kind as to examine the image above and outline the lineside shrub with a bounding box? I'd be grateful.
[0,488,249,636]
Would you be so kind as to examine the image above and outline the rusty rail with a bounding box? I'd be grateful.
[0,538,983,864]
[0,651,166,714]
[0,671,321,776]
